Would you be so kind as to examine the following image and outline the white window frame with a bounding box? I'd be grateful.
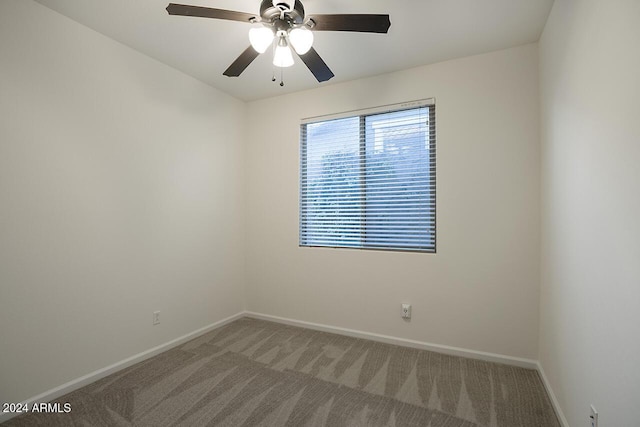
[299,99,436,253]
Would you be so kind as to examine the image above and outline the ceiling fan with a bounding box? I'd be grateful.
[166,1,391,84]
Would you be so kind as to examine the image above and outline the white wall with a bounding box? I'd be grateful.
[539,0,640,425]
[0,0,246,405]
[245,44,541,360]
[15,1,637,420]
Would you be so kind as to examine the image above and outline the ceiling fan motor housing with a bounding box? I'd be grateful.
[260,0,305,25]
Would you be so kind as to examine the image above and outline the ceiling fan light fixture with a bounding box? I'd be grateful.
[273,36,294,67]
[288,27,313,54]
[249,26,274,53]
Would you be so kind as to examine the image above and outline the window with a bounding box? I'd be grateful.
[300,100,436,252]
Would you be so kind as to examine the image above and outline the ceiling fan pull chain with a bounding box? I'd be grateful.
[271,39,277,82]
[280,67,284,86]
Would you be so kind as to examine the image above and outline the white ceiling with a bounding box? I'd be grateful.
[34,0,554,101]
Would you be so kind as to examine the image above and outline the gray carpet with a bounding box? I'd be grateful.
[5,317,560,426]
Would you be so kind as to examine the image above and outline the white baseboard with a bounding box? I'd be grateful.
[244,311,539,369]
[537,362,570,427]
[0,311,245,424]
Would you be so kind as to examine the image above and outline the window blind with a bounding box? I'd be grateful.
[300,101,436,252]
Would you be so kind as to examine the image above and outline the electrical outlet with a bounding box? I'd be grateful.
[153,311,160,325]
[590,405,598,427]
[401,303,411,319]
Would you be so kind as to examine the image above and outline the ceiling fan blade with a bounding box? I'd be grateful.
[309,14,391,33]
[166,3,257,23]
[223,46,260,77]
[299,47,334,83]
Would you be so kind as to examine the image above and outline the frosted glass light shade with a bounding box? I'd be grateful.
[289,27,313,54]
[249,27,274,53]
[273,44,294,67]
